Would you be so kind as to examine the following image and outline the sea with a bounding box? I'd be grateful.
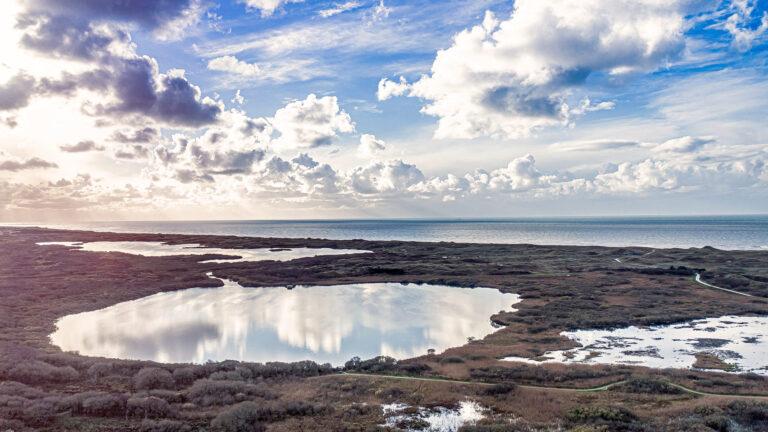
[16,215,768,250]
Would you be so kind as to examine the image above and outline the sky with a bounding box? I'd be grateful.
[0,0,767,221]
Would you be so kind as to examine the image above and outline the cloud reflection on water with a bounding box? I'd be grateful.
[51,278,519,365]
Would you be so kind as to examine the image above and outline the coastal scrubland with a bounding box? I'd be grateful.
[2,226,768,431]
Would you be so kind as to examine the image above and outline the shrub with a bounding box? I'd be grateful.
[7,360,79,384]
[210,402,267,432]
[86,362,114,382]
[135,367,175,390]
[128,396,174,419]
[481,383,516,396]
[20,400,58,426]
[186,379,274,407]
[567,405,637,424]
[439,356,466,364]
[60,391,110,415]
[172,367,197,387]
[81,393,127,417]
[0,381,47,399]
[614,377,682,395]
[141,419,192,432]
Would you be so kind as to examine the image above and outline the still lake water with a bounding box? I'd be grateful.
[37,241,370,263]
[51,276,519,365]
[29,215,768,250]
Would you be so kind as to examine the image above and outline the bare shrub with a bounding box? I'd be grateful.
[186,379,272,407]
[86,362,115,382]
[135,367,175,390]
[210,402,267,432]
[172,367,197,387]
[128,396,174,419]
[81,393,128,417]
[7,360,79,384]
[141,419,193,432]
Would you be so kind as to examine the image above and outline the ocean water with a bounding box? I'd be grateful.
[23,215,768,250]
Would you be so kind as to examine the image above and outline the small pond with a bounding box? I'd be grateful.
[37,241,370,263]
[504,315,768,375]
[51,276,519,365]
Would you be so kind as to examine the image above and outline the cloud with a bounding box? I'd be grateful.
[231,90,246,105]
[357,134,387,157]
[23,0,207,41]
[652,136,716,153]
[271,94,355,149]
[0,157,58,171]
[152,110,272,180]
[319,1,362,18]
[0,73,36,111]
[377,76,408,101]
[114,145,151,160]
[208,56,262,77]
[17,11,223,128]
[60,140,105,153]
[550,139,644,152]
[723,0,768,51]
[111,128,159,144]
[237,0,303,17]
[348,160,425,194]
[392,1,697,139]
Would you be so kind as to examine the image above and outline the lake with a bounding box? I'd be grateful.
[50,276,519,365]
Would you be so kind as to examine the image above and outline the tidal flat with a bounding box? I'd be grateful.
[2,226,768,431]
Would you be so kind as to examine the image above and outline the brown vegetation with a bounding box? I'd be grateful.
[1,226,768,430]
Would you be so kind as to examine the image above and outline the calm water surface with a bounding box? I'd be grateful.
[36,241,370,263]
[23,215,768,250]
[504,316,768,375]
[51,276,519,365]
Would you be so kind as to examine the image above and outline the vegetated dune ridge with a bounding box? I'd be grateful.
[1,226,768,431]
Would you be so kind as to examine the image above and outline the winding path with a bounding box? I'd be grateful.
[694,273,753,297]
[333,372,768,400]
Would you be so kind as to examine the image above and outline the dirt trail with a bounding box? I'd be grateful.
[334,372,768,400]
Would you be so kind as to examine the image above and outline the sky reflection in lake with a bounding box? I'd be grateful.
[51,278,519,365]
[37,241,370,263]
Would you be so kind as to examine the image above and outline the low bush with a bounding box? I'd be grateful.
[186,379,272,407]
[614,377,682,395]
[141,419,192,432]
[210,402,267,432]
[7,360,79,384]
[128,396,174,419]
[567,405,637,424]
[135,367,175,390]
[481,383,516,396]
[81,393,128,417]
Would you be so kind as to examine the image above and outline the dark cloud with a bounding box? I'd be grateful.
[18,14,128,61]
[24,0,200,32]
[484,87,563,118]
[17,13,221,128]
[154,73,222,126]
[0,73,36,111]
[111,127,159,143]
[187,146,265,175]
[60,140,105,153]
[114,145,150,160]
[0,157,58,171]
